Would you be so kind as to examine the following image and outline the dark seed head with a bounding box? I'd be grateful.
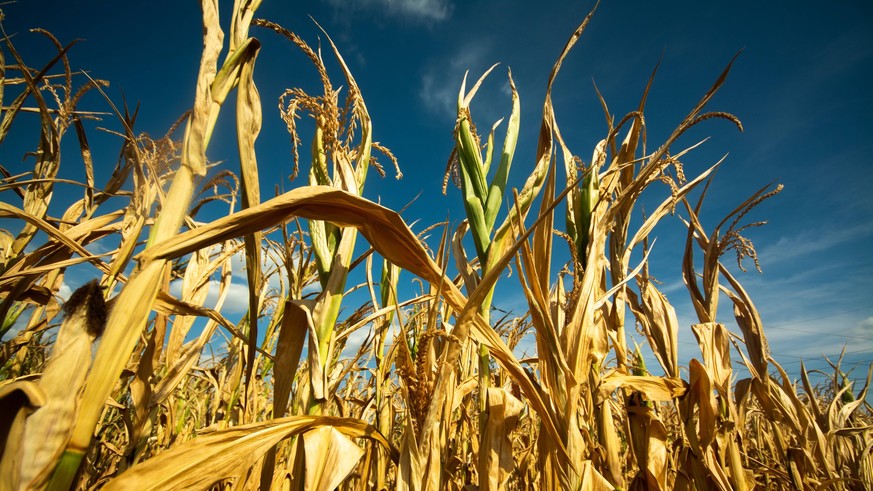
[63,279,107,337]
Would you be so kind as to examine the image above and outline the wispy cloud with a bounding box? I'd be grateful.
[419,70,457,120]
[758,220,873,265]
[762,310,873,358]
[418,45,490,119]
[416,45,521,128]
[323,0,452,23]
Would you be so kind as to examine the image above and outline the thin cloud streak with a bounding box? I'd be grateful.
[323,0,452,22]
[758,220,873,265]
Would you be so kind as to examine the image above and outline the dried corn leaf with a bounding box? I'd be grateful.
[599,374,686,401]
[627,279,680,379]
[396,424,424,491]
[166,245,216,367]
[577,460,615,491]
[691,322,732,395]
[0,381,45,491]
[645,414,669,491]
[685,359,717,450]
[720,270,769,380]
[479,387,524,490]
[233,36,264,388]
[627,404,669,491]
[104,416,388,491]
[0,201,100,269]
[302,426,365,491]
[701,446,734,491]
[273,299,314,418]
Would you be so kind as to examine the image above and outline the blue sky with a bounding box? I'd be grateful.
[2,1,872,395]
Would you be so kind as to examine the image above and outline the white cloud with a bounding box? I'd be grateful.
[324,0,452,22]
[57,282,72,302]
[341,324,374,358]
[168,278,251,317]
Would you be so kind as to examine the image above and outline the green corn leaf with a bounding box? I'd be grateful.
[458,154,490,263]
[482,118,501,178]
[573,139,604,263]
[456,66,498,204]
[483,69,519,234]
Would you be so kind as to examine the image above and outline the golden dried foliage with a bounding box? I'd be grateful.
[0,2,870,491]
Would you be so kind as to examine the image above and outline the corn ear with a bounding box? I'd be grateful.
[19,280,105,490]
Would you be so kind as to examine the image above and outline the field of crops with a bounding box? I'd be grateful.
[1,1,871,490]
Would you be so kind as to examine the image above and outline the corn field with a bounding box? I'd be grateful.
[1,2,871,490]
